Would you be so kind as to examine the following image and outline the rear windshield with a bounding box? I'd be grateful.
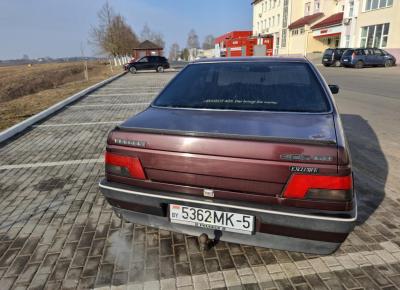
[324,49,334,56]
[153,62,330,113]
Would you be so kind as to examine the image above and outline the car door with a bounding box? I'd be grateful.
[363,49,374,65]
[374,49,385,65]
[149,56,159,69]
[136,57,150,70]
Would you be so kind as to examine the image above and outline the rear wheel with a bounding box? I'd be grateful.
[385,59,393,67]
[355,61,364,69]
[129,66,137,74]
[157,66,164,73]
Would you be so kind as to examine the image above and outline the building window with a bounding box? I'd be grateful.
[273,0,276,8]
[345,35,350,47]
[282,0,289,27]
[269,17,271,27]
[360,23,390,48]
[262,2,264,12]
[364,0,393,11]
[292,29,299,36]
[272,16,275,26]
[281,29,287,47]
[349,1,354,17]
[305,2,311,15]
[314,0,320,12]
[277,14,280,25]
[300,27,305,34]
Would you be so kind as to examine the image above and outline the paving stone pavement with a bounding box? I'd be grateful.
[1,71,400,290]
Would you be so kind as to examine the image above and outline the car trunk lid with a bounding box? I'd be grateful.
[107,107,338,197]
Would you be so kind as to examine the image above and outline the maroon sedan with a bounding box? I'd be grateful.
[99,57,357,254]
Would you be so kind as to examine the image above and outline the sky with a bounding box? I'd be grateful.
[0,0,252,60]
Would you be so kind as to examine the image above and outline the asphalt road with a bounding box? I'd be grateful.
[320,66,400,218]
[0,66,400,290]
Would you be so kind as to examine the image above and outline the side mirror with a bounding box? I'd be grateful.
[329,84,339,94]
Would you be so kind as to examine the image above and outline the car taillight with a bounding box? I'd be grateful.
[283,174,353,201]
[105,152,146,180]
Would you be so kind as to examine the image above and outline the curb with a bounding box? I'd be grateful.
[0,71,127,144]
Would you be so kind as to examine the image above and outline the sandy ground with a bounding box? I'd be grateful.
[0,61,122,131]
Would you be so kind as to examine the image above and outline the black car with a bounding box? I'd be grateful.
[322,48,347,67]
[125,56,170,74]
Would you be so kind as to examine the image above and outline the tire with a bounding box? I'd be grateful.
[384,60,393,67]
[355,61,364,69]
[129,66,137,74]
[323,63,330,67]
[334,60,341,67]
[157,66,164,73]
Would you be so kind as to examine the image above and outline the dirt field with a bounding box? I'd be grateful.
[0,61,122,131]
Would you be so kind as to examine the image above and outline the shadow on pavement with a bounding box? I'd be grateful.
[341,114,387,225]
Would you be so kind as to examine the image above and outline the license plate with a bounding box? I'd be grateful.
[169,204,255,234]
[323,58,329,61]
[344,59,349,62]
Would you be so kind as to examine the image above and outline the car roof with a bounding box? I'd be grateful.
[325,48,347,50]
[193,56,309,64]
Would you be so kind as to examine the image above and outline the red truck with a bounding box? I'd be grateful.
[99,57,356,254]
[215,31,273,57]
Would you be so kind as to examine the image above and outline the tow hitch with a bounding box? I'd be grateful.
[199,231,222,251]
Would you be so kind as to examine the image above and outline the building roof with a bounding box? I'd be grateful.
[311,12,344,29]
[215,31,253,44]
[288,13,324,30]
[134,40,163,50]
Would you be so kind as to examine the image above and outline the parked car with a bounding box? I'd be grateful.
[322,48,347,67]
[123,58,136,71]
[125,56,170,73]
[341,48,396,68]
[99,57,356,254]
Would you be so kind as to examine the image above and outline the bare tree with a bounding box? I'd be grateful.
[187,29,200,49]
[151,32,165,48]
[140,24,165,48]
[90,2,115,54]
[202,34,215,50]
[110,15,139,55]
[180,48,190,61]
[140,24,152,41]
[90,2,139,56]
[169,43,180,61]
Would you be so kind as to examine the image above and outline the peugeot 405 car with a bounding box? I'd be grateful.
[99,57,356,254]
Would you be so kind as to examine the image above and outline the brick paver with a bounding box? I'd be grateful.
[1,71,400,289]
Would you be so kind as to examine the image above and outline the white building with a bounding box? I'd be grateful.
[252,0,289,55]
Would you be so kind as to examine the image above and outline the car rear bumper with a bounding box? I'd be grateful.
[322,60,334,66]
[341,60,354,67]
[99,179,357,254]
